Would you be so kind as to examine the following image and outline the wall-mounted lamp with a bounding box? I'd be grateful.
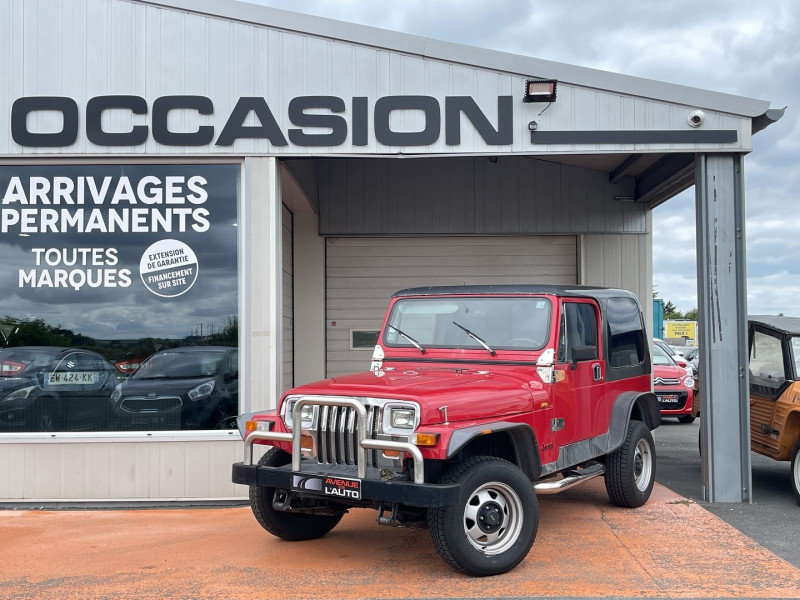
[523,79,557,103]
[614,196,635,203]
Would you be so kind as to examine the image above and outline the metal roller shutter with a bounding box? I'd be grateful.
[325,236,577,377]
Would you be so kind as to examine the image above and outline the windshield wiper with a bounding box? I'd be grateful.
[387,324,426,354]
[452,321,496,356]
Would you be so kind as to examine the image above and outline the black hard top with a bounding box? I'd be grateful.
[392,284,639,302]
[749,315,800,336]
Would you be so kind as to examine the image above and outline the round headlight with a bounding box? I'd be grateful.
[684,376,695,389]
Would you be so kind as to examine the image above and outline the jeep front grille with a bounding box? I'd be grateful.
[315,404,381,466]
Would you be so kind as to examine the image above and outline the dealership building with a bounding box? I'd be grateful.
[0,0,783,504]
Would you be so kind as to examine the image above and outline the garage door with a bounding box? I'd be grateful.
[325,236,577,377]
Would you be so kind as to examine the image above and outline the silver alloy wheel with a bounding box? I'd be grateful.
[634,438,653,492]
[463,481,523,555]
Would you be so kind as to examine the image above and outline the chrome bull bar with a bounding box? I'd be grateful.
[243,397,425,484]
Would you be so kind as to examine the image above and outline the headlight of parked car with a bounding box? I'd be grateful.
[110,384,122,403]
[1,386,36,403]
[382,403,419,435]
[188,380,216,401]
[684,376,695,389]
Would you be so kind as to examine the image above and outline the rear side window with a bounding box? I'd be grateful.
[607,297,645,368]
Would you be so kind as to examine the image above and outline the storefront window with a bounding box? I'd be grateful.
[0,164,240,432]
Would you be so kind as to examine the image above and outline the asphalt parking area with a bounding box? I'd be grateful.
[3,479,800,599]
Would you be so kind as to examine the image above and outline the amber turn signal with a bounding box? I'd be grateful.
[415,433,440,447]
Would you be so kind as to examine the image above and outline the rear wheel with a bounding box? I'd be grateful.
[249,448,344,541]
[791,442,800,505]
[605,420,655,508]
[428,456,538,576]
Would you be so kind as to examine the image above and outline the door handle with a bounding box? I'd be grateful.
[593,363,602,381]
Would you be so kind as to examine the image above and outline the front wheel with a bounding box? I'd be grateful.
[791,442,800,505]
[249,448,344,541]
[605,420,655,508]
[428,456,538,576]
[678,415,696,424]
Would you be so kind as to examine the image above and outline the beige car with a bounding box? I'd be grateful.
[748,316,800,504]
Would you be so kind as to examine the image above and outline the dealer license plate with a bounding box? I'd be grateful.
[658,394,680,403]
[291,474,362,500]
[45,371,99,385]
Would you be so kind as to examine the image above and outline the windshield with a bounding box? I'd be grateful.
[384,297,551,351]
[132,350,225,379]
[652,344,676,366]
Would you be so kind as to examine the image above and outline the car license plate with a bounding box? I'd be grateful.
[45,371,99,385]
[292,474,361,500]
[658,394,680,403]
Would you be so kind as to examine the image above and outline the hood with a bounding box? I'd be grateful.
[286,365,543,424]
[119,376,214,396]
[653,364,688,381]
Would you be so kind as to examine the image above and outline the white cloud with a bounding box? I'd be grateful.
[167,1,800,318]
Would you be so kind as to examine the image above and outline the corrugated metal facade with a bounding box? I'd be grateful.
[0,0,752,158]
[282,204,294,391]
[317,156,645,235]
[325,236,578,376]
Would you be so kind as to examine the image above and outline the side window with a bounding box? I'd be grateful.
[607,297,645,368]
[557,302,598,363]
[750,331,786,391]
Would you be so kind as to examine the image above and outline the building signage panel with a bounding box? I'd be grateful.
[10,95,514,149]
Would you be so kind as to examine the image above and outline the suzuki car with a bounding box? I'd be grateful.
[0,346,119,431]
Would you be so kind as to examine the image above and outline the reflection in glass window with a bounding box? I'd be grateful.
[0,164,240,433]
[607,296,645,368]
[384,297,552,351]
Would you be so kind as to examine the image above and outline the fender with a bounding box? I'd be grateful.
[606,390,660,454]
[447,421,542,481]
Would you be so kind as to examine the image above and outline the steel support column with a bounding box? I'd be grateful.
[695,153,752,503]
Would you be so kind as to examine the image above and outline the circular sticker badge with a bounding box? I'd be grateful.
[139,239,199,298]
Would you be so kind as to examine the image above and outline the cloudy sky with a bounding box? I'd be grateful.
[244,0,797,316]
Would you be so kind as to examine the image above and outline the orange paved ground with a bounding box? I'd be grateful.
[1,480,799,599]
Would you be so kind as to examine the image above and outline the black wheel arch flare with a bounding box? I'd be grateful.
[446,422,542,481]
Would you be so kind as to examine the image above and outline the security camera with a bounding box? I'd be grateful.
[688,110,705,128]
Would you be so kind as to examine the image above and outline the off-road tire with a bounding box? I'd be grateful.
[428,456,538,577]
[605,420,655,508]
[791,442,800,505]
[678,415,696,424]
[249,448,343,541]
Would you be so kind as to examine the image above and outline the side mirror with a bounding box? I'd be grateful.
[571,345,598,365]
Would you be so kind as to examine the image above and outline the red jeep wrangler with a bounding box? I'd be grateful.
[232,285,660,576]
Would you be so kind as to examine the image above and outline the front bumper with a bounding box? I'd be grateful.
[232,462,460,508]
[235,396,460,508]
